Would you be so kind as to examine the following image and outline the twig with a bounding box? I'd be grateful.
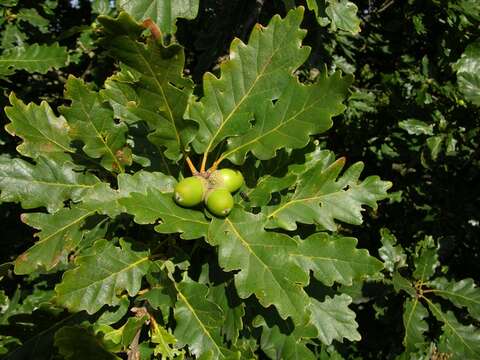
[142,19,162,40]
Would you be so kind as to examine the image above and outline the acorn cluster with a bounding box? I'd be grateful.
[173,168,244,216]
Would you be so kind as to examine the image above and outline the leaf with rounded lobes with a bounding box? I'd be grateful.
[98,12,195,161]
[208,209,310,324]
[265,156,391,231]
[398,119,434,136]
[224,72,351,164]
[0,156,99,213]
[428,277,480,321]
[413,236,438,281]
[60,76,129,173]
[188,7,310,156]
[308,295,361,345]
[55,239,151,314]
[151,323,183,359]
[173,276,238,360]
[4,94,74,163]
[119,189,209,240]
[428,301,480,358]
[80,170,176,218]
[117,0,199,34]
[0,43,69,76]
[254,316,316,360]
[403,298,429,354]
[14,206,98,275]
[208,284,245,344]
[54,325,119,360]
[379,228,407,273]
[454,40,480,106]
[325,0,361,34]
[292,233,383,286]
[392,272,416,297]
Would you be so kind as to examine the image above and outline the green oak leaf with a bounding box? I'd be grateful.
[60,76,129,173]
[4,93,74,163]
[117,0,200,34]
[325,0,361,34]
[378,228,407,272]
[403,298,429,354]
[392,271,416,297]
[208,284,245,344]
[187,7,310,157]
[254,317,316,360]
[308,295,361,345]
[265,156,392,231]
[14,206,98,275]
[17,8,49,33]
[98,12,195,161]
[81,170,176,218]
[119,189,209,240]
[428,301,480,358]
[454,40,480,106]
[0,155,99,213]
[173,276,238,359]
[223,72,351,164]
[398,119,434,135]
[413,236,439,281]
[0,43,69,76]
[292,233,383,286]
[208,209,310,324]
[54,326,118,360]
[1,23,27,49]
[428,277,480,321]
[55,239,151,314]
[151,323,183,359]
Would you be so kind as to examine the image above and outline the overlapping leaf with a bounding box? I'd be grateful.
[378,228,407,272]
[413,237,439,281]
[55,239,151,314]
[0,43,68,76]
[292,233,383,286]
[429,277,480,320]
[454,40,480,106]
[60,76,129,172]
[117,0,199,34]
[173,276,238,359]
[255,317,316,360]
[208,209,310,324]
[428,301,480,358]
[4,94,74,163]
[402,298,428,353]
[308,295,361,345]
[265,156,391,231]
[224,72,351,164]
[0,156,99,213]
[119,188,209,240]
[188,7,310,156]
[14,206,99,275]
[98,12,195,161]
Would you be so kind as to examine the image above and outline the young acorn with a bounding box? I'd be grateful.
[205,188,234,217]
[173,176,206,207]
[209,168,244,193]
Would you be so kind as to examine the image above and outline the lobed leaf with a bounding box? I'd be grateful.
[117,0,200,34]
[402,298,429,354]
[98,12,195,161]
[0,156,99,213]
[265,156,391,231]
[378,228,407,273]
[119,189,209,240]
[0,43,68,76]
[255,317,316,360]
[5,94,74,163]
[224,72,351,164]
[308,295,361,345]
[292,233,383,286]
[208,209,310,324]
[55,239,151,314]
[429,277,480,321]
[188,7,310,157]
[60,76,129,173]
[173,276,237,359]
[413,237,439,281]
[14,206,98,275]
[428,300,480,359]
[454,40,480,106]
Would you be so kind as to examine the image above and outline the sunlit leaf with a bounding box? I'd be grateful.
[403,298,428,353]
[55,239,151,314]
